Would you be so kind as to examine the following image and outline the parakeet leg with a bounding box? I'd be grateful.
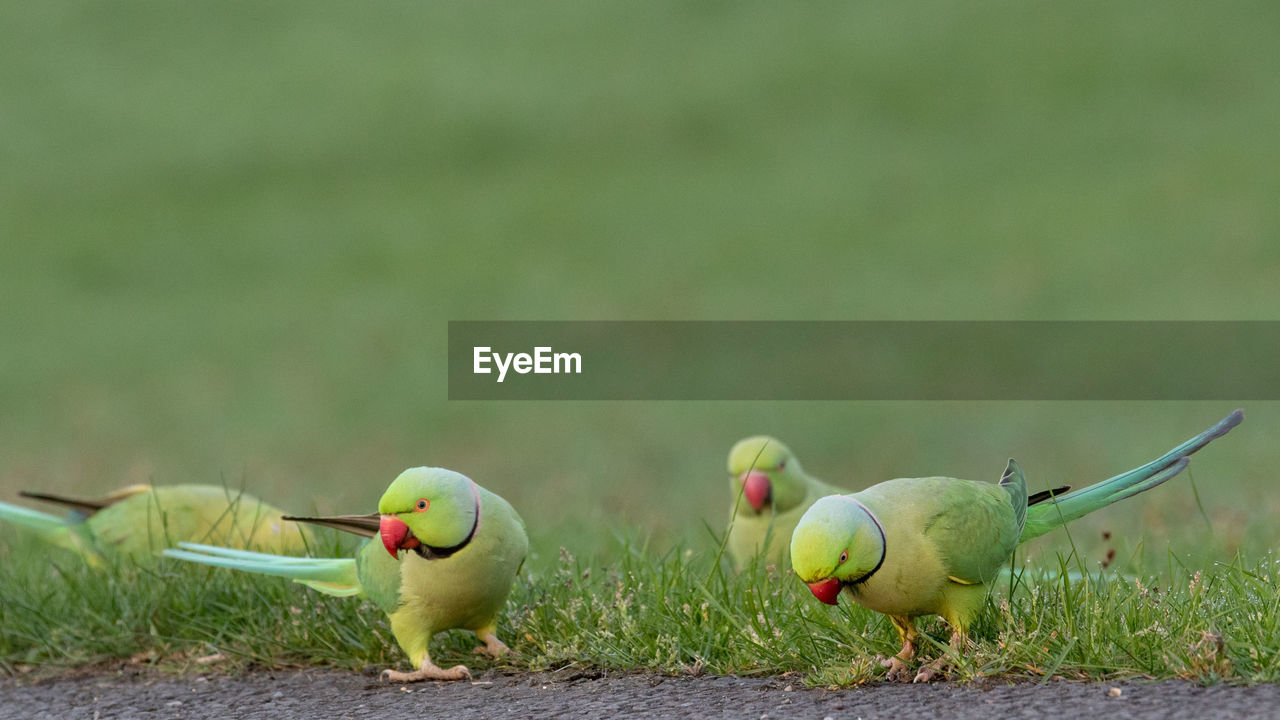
[912,628,968,683]
[380,659,472,683]
[473,625,510,658]
[878,615,919,683]
[383,610,471,682]
[913,584,982,683]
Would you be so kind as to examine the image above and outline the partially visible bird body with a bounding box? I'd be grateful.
[0,484,308,565]
[725,436,847,569]
[166,468,528,682]
[727,484,841,569]
[791,410,1245,682]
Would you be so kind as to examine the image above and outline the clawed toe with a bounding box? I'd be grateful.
[475,634,511,659]
[877,655,914,683]
[911,667,937,683]
[380,663,472,683]
[912,659,948,683]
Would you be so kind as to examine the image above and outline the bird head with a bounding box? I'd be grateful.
[790,495,886,605]
[726,436,807,515]
[377,467,480,559]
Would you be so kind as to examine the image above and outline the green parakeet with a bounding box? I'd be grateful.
[726,436,851,570]
[164,467,528,682]
[0,484,308,566]
[790,410,1243,682]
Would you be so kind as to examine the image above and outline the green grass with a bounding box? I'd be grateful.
[2,526,1276,685]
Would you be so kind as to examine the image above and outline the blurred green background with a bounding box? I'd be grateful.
[2,3,1276,567]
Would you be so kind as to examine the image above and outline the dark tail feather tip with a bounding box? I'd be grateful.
[1203,409,1245,442]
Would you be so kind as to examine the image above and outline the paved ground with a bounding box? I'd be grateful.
[4,668,1278,720]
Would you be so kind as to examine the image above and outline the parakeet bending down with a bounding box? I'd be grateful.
[0,484,308,566]
[165,467,528,682]
[790,410,1244,683]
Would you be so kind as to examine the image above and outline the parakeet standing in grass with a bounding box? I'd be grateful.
[790,410,1243,683]
[165,467,528,682]
[725,436,851,570]
[0,484,308,566]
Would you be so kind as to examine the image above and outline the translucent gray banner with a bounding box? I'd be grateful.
[447,321,1279,400]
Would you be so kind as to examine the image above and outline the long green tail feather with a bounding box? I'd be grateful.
[0,501,68,535]
[163,541,363,597]
[0,500,101,561]
[168,542,330,564]
[1021,409,1243,542]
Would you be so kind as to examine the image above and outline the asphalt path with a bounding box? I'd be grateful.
[4,668,1278,719]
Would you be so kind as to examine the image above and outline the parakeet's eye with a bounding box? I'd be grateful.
[839,550,849,564]
[415,498,430,512]
[778,461,786,469]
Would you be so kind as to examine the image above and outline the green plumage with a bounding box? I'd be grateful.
[165,467,528,682]
[790,410,1244,682]
[0,484,308,566]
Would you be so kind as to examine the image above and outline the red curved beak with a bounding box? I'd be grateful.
[742,471,772,512]
[807,577,842,605]
[379,515,419,558]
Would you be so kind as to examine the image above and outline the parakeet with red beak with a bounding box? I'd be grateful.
[790,410,1243,683]
[0,484,308,566]
[725,436,847,570]
[165,467,528,682]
